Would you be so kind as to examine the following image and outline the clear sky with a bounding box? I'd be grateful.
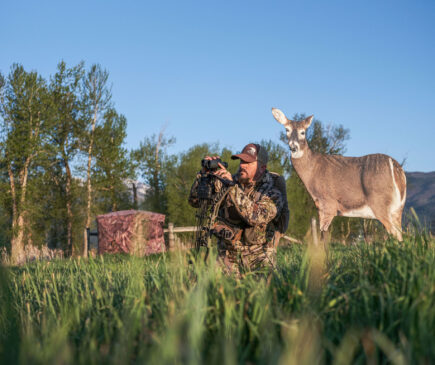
[1,0,434,171]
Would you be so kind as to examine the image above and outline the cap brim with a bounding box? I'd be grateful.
[231,153,256,163]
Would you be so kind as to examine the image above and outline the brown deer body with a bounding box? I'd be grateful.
[272,108,406,241]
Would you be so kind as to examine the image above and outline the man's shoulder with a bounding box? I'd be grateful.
[257,170,281,188]
[254,171,279,195]
[258,171,286,201]
[267,171,286,192]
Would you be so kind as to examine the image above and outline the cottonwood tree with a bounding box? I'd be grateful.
[48,61,84,255]
[81,64,111,256]
[93,108,133,212]
[0,65,51,263]
[132,129,176,214]
[256,139,292,178]
[0,72,9,248]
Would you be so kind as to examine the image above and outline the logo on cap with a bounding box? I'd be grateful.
[246,147,256,156]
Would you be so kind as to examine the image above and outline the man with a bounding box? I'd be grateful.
[188,143,287,275]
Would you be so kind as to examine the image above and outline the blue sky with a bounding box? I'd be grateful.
[1,0,434,171]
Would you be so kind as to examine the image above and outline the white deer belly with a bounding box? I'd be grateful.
[341,205,376,219]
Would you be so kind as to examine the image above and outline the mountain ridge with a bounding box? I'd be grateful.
[404,171,435,230]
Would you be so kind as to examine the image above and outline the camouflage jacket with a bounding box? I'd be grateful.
[188,170,284,246]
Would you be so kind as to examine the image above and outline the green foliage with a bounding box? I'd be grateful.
[257,139,292,178]
[81,64,111,127]
[286,172,318,239]
[1,235,434,364]
[0,64,51,167]
[80,63,113,238]
[93,109,134,212]
[45,61,86,252]
[131,131,176,214]
[0,62,133,255]
[0,64,53,258]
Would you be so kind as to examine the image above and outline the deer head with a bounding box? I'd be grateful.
[272,108,313,159]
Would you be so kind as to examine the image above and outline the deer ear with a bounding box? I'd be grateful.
[304,115,314,128]
[271,108,290,126]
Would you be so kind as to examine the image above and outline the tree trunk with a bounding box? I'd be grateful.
[152,130,163,211]
[132,182,138,209]
[9,157,30,264]
[83,106,98,257]
[8,162,21,263]
[64,156,73,256]
[11,215,25,264]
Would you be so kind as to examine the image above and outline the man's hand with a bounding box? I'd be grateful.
[203,155,233,182]
[213,163,233,181]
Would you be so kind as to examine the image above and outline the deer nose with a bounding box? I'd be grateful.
[289,142,299,152]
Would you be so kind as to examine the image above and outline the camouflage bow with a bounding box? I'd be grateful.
[194,172,234,262]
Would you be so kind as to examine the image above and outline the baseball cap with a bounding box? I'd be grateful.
[231,143,269,165]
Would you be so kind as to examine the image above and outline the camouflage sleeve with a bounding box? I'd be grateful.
[188,173,202,208]
[228,185,284,226]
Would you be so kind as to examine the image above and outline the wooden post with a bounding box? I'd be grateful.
[311,217,319,247]
[168,223,175,250]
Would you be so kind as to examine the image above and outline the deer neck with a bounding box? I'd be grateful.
[291,147,315,182]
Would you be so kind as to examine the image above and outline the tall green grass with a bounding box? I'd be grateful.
[1,234,434,364]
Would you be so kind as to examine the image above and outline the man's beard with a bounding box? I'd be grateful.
[239,175,251,184]
[239,170,252,185]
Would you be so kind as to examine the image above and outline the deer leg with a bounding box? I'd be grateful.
[385,205,403,241]
[318,209,335,244]
[374,214,401,241]
[318,208,335,231]
[371,206,403,242]
[391,207,404,241]
[390,219,403,241]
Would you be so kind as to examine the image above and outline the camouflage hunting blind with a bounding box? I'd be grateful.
[96,210,166,255]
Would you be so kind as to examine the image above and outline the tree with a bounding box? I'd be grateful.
[93,109,133,212]
[132,129,176,214]
[0,62,134,259]
[0,64,51,263]
[257,139,292,178]
[47,61,84,255]
[0,72,9,249]
[81,64,111,256]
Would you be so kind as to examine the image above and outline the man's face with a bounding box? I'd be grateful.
[239,160,260,183]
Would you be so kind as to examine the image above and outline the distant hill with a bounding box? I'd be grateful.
[405,171,435,230]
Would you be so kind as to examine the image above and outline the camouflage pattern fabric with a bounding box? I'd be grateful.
[188,172,224,208]
[97,210,166,256]
[216,238,277,277]
[189,170,285,276]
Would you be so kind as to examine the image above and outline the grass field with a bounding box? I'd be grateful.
[1,234,434,365]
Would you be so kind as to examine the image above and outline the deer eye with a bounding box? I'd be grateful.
[300,131,305,135]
